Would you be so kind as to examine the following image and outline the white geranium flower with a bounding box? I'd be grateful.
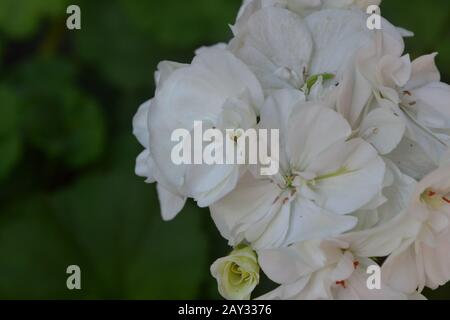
[230,6,402,97]
[231,6,313,92]
[336,58,406,156]
[133,61,189,221]
[356,38,450,178]
[210,245,260,300]
[210,89,385,249]
[257,239,410,300]
[381,162,450,294]
[132,0,450,301]
[134,48,264,219]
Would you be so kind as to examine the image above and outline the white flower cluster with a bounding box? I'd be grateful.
[133,0,450,300]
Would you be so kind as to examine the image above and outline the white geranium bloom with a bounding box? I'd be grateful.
[231,6,402,96]
[336,60,406,156]
[133,61,189,221]
[231,7,313,92]
[382,162,450,294]
[131,0,450,300]
[134,48,264,219]
[356,38,450,178]
[211,89,385,249]
[257,239,409,300]
[398,54,450,168]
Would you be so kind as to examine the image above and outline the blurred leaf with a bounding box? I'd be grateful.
[0,87,19,136]
[74,0,240,92]
[12,57,105,168]
[0,197,85,299]
[24,88,105,168]
[124,200,209,299]
[0,38,3,70]
[0,87,22,181]
[0,167,209,299]
[0,134,21,182]
[118,0,240,48]
[74,0,158,92]
[382,0,450,74]
[13,57,76,93]
[423,285,450,300]
[0,0,68,38]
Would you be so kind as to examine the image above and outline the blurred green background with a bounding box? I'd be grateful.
[0,0,448,299]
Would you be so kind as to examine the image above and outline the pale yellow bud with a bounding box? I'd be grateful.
[210,245,260,300]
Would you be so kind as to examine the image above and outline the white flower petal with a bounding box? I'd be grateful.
[288,105,351,170]
[387,136,438,180]
[414,82,450,129]
[231,7,313,91]
[404,53,440,91]
[337,63,373,128]
[157,183,187,221]
[286,199,358,243]
[360,108,406,155]
[149,48,263,193]
[132,99,151,148]
[305,9,401,76]
[376,54,411,88]
[306,138,385,214]
[135,150,156,183]
[210,172,281,244]
[187,164,241,207]
[154,60,187,88]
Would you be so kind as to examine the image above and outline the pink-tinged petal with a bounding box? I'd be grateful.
[405,53,440,90]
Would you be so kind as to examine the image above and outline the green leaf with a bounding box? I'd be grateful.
[0,168,210,299]
[74,0,241,92]
[74,0,159,92]
[0,87,22,181]
[0,0,68,38]
[118,0,241,48]
[0,87,19,135]
[0,38,3,70]
[12,58,106,168]
[51,170,209,299]
[0,134,21,182]
[382,0,450,70]
[124,201,209,299]
[0,197,85,299]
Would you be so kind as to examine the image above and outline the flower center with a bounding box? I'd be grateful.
[228,262,253,286]
[271,174,300,205]
[421,189,450,210]
[284,174,297,189]
[401,90,417,107]
[228,129,243,143]
[335,260,359,289]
